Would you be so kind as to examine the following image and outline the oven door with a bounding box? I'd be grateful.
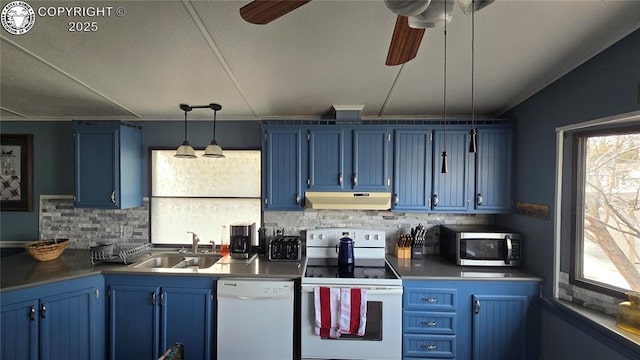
[301,284,402,360]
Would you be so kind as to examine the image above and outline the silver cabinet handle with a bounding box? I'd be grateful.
[422,297,438,303]
[477,193,483,205]
[40,303,46,319]
[474,299,481,314]
[30,306,36,321]
[353,174,358,186]
[421,321,437,327]
[295,192,300,205]
[151,292,156,305]
[110,191,116,204]
[338,174,343,185]
[421,344,437,350]
[160,292,165,306]
[394,194,399,206]
[433,194,439,207]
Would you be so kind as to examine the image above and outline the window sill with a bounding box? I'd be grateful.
[547,298,640,355]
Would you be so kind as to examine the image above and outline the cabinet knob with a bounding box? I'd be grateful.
[476,193,483,205]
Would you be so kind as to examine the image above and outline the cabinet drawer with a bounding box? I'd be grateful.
[403,311,456,334]
[404,334,456,358]
[404,288,457,311]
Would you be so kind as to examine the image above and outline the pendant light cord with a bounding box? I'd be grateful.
[212,109,217,141]
[471,1,475,129]
[183,110,188,143]
[443,2,447,151]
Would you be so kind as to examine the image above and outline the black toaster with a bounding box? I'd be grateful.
[268,236,301,261]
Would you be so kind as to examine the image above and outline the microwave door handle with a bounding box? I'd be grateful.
[505,235,512,265]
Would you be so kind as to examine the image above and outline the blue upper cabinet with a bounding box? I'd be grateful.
[474,127,514,212]
[263,127,305,210]
[393,129,433,211]
[308,127,348,191]
[308,126,391,192]
[74,121,142,209]
[432,129,472,212]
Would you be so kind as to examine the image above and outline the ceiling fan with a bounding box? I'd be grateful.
[239,0,494,66]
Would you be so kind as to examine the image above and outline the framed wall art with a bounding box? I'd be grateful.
[1,134,33,211]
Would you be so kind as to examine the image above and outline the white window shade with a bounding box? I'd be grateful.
[152,150,261,197]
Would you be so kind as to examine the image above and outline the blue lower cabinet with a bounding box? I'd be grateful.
[403,280,539,360]
[105,275,215,360]
[0,275,105,360]
[404,334,456,358]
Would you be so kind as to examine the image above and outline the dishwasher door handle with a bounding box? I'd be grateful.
[217,293,291,301]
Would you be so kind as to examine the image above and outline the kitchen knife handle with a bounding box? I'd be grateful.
[30,306,36,321]
[110,191,116,204]
[40,303,46,319]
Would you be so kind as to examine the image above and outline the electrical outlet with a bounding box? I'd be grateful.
[123,226,133,238]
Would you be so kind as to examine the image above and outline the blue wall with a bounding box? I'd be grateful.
[496,28,640,358]
[0,120,261,241]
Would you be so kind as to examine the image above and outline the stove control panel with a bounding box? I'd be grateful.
[306,228,386,248]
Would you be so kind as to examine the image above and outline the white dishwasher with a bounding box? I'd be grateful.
[217,278,294,360]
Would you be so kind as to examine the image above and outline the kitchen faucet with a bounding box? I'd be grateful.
[187,231,200,253]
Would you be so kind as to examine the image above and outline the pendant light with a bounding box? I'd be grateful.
[175,104,196,158]
[468,0,477,153]
[440,0,448,174]
[203,103,225,158]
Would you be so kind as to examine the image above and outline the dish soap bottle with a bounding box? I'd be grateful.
[616,292,640,335]
[220,225,229,257]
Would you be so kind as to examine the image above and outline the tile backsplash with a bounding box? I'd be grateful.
[263,210,492,254]
[39,196,149,249]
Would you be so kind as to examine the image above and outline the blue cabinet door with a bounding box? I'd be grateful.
[393,130,432,211]
[40,287,101,360]
[263,128,304,210]
[74,122,142,209]
[471,294,529,360]
[474,127,513,212]
[352,129,391,191]
[0,299,38,360]
[432,129,471,212]
[108,284,160,360]
[308,128,347,191]
[161,287,214,360]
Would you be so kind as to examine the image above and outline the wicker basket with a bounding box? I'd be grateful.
[25,239,70,261]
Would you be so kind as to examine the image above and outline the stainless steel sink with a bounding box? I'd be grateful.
[132,253,221,269]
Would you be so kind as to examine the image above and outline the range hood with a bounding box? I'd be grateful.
[305,192,391,210]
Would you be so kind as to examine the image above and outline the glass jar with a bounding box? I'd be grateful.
[616,292,640,335]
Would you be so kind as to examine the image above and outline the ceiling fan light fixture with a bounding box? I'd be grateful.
[384,0,431,16]
[458,0,494,15]
[175,104,196,158]
[408,0,454,29]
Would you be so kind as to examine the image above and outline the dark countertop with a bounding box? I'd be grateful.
[0,249,307,292]
[387,254,542,281]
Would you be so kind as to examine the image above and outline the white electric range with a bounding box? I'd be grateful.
[301,228,402,360]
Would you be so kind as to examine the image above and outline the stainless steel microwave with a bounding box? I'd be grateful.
[440,225,521,266]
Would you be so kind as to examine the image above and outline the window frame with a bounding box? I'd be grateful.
[148,147,262,248]
[568,124,640,299]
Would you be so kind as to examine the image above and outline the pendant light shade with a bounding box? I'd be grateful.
[203,103,225,158]
[408,0,453,29]
[175,104,196,158]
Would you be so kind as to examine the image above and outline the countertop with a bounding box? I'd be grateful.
[387,254,542,281]
[0,249,307,291]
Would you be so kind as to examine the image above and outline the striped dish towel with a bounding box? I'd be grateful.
[314,287,341,338]
[338,288,367,336]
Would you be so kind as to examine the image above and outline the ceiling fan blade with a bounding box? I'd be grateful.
[240,0,311,25]
[385,16,426,66]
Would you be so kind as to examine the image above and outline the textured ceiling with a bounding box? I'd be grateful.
[1,0,639,121]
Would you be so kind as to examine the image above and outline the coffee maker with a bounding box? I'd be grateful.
[229,223,256,259]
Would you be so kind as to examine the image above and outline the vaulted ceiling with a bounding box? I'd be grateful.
[1,0,639,121]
